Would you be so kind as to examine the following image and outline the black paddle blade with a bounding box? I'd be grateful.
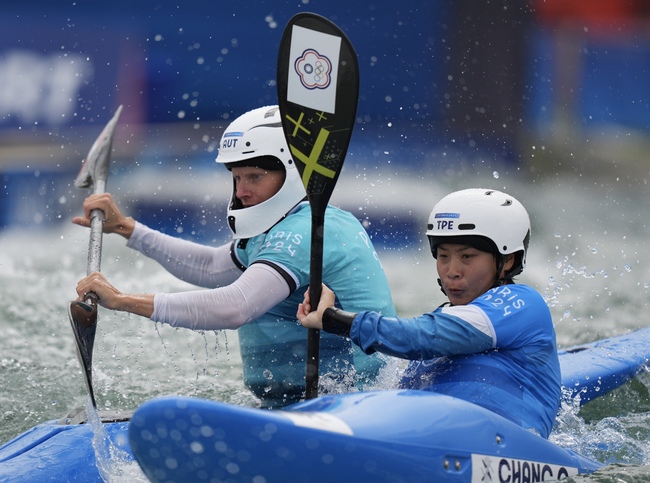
[68,298,98,408]
[277,12,359,216]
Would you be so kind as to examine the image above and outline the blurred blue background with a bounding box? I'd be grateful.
[1,0,649,242]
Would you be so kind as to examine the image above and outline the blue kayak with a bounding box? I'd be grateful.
[0,409,132,482]
[0,326,649,482]
[128,390,601,483]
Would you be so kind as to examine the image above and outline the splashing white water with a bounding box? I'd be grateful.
[86,398,147,482]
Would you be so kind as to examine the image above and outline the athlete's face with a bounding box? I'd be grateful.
[436,244,514,306]
[231,166,285,207]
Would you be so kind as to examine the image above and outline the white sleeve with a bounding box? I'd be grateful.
[440,305,497,345]
[126,221,241,287]
[151,263,291,330]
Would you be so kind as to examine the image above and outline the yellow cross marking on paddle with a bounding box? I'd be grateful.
[285,112,311,137]
[289,128,336,188]
[315,111,327,122]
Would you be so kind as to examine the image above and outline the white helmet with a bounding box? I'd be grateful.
[215,106,306,239]
[426,188,531,277]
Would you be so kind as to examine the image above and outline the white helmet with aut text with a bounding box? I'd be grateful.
[426,188,531,277]
[215,105,306,239]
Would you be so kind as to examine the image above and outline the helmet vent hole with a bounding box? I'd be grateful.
[458,224,475,230]
[427,223,433,230]
[246,142,251,147]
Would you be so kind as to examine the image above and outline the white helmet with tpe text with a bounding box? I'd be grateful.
[215,105,306,239]
[426,188,531,277]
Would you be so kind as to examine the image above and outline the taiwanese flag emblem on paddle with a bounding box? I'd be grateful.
[294,48,334,90]
[289,27,339,105]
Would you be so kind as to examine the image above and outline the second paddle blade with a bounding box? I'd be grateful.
[68,299,98,408]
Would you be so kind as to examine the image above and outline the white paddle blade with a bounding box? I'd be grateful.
[74,105,123,189]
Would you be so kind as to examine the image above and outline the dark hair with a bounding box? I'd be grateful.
[428,235,499,258]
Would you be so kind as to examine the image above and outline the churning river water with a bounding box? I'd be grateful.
[1,165,649,482]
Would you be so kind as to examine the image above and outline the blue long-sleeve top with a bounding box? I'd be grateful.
[346,284,561,438]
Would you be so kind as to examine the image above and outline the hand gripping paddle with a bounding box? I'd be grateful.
[277,13,359,399]
[68,105,123,408]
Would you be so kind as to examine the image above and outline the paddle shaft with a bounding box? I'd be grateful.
[306,212,325,399]
[84,180,105,308]
[86,180,105,275]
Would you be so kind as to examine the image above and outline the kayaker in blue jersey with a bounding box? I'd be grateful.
[73,105,395,408]
[297,188,561,438]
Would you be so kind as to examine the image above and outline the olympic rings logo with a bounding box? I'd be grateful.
[294,49,332,90]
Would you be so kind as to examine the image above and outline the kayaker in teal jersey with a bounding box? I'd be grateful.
[298,188,561,438]
[73,105,395,408]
